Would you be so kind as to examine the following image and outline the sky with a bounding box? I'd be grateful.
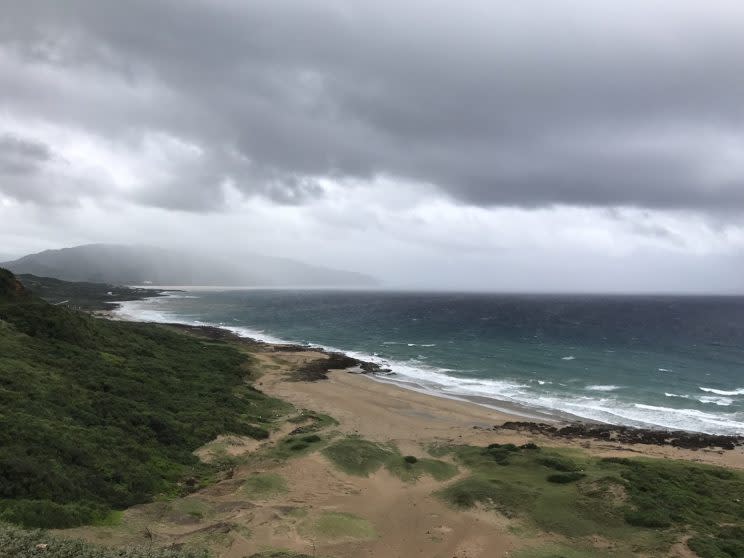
[1,0,743,292]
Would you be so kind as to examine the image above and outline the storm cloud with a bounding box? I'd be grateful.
[2,0,744,212]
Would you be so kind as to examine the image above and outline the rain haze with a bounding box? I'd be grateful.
[1,0,743,292]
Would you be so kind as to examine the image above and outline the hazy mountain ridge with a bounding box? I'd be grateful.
[2,244,377,287]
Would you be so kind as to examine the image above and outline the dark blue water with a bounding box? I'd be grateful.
[118,290,744,435]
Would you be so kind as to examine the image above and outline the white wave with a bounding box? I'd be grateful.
[658,368,671,372]
[664,392,690,399]
[697,396,733,407]
[586,384,621,392]
[384,342,436,347]
[699,386,744,396]
[561,355,576,360]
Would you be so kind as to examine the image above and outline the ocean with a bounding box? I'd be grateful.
[116,290,744,436]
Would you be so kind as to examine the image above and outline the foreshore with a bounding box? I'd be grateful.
[164,322,744,468]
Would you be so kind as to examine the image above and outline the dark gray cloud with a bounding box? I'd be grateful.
[0,134,51,176]
[2,0,744,211]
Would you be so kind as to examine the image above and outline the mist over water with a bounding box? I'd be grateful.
[117,290,744,435]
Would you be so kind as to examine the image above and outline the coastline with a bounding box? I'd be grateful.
[49,296,744,558]
[112,295,744,447]
[111,292,744,438]
[111,305,744,461]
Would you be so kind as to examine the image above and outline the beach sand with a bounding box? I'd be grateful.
[63,342,744,558]
[257,350,744,471]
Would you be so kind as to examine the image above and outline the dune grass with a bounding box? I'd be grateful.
[287,410,338,433]
[242,473,289,500]
[268,433,328,461]
[435,442,744,558]
[248,551,314,558]
[385,455,458,482]
[0,522,207,557]
[301,512,376,541]
[323,436,457,481]
[322,437,395,476]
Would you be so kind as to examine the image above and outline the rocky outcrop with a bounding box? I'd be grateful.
[496,421,743,450]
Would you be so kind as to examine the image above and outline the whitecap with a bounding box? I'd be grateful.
[699,386,744,396]
[586,384,621,392]
[561,355,576,361]
[697,396,733,407]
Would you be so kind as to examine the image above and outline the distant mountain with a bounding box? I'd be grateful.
[1,244,378,287]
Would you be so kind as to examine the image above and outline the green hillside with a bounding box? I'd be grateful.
[0,269,289,529]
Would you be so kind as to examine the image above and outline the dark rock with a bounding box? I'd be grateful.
[496,421,742,450]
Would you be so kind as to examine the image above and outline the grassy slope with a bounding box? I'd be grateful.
[0,268,291,529]
[0,522,209,558]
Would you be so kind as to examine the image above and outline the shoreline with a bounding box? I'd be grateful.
[112,293,744,438]
[109,296,743,448]
[149,320,743,454]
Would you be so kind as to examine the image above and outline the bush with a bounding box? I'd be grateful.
[546,472,586,484]
[624,510,671,528]
[538,456,579,472]
[403,455,418,464]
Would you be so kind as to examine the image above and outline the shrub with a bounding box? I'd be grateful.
[403,455,418,464]
[538,456,579,472]
[547,472,586,484]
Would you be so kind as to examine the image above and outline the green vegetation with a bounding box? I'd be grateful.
[0,522,207,557]
[435,442,744,558]
[322,437,393,476]
[17,273,164,311]
[242,473,289,500]
[0,269,293,528]
[268,433,328,461]
[322,436,456,481]
[248,551,314,558]
[286,410,338,435]
[300,512,376,540]
[385,455,458,482]
[546,472,586,483]
[514,544,602,558]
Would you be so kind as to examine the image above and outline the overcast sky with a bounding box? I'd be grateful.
[1,0,743,292]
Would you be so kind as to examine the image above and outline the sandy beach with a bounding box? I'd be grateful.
[256,349,744,471]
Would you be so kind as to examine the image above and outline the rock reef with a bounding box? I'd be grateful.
[497,421,743,450]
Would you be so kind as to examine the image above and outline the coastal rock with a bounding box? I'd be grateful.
[496,421,743,451]
[290,352,363,381]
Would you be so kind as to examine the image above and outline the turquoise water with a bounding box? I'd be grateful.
[117,290,744,435]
